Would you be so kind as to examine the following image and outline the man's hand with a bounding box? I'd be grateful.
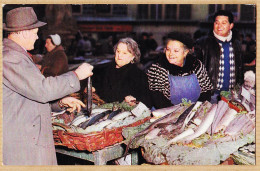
[74,63,94,80]
[124,95,137,106]
[60,97,86,113]
[36,64,42,70]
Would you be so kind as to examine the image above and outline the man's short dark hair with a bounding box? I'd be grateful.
[214,10,234,23]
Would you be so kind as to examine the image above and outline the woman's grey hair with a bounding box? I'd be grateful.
[113,37,141,63]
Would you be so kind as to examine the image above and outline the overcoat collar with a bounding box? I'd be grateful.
[3,38,34,63]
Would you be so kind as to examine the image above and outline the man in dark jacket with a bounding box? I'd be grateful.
[194,10,243,103]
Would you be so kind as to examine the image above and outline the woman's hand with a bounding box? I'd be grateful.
[125,95,137,106]
[60,97,86,113]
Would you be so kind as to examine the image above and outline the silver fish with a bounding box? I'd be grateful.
[183,104,217,142]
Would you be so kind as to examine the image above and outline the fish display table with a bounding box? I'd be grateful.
[55,143,138,165]
[122,120,255,165]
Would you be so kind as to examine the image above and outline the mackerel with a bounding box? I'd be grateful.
[107,109,122,120]
[80,110,112,129]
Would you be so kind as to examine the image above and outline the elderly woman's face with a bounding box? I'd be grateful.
[165,40,189,67]
[115,43,134,68]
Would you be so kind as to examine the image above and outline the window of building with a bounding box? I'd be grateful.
[137,4,148,19]
[82,4,95,15]
[71,4,82,15]
[179,4,191,20]
[165,4,177,20]
[112,4,128,16]
[224,4,237,13]
[224,5,238,21]
[95,4,111,14]
[240,4,255,21]
[208,4,222,14]
[150,4,162,20]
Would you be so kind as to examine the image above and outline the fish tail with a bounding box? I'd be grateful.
[123,138,134,159]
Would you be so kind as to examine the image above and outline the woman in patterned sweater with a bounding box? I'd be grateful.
[147,32,213,109]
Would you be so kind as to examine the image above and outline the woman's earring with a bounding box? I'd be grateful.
[131,60,134,64]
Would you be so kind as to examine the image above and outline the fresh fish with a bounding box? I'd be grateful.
[185,101,212,128]
[107,109,122,120]
[123,103,195,158]
[145,128,161,140]
[240,119,255,135]
[91,109,110,116]
[212,119,255,143]
[80,110,112,129]
[214,108,237,133]
[152,104,182,118]
[149,118,158,122]
[96,119,113,128]
[224,114,251,136]
[210,100,229,134]
[70,114,90,126]
[154,104,196,135]
[83,120,114,133]
[112,111,132,121]
[166,128,194,145]
[180,101,202,132]
[105,115,135,129]
[192,101,212,121]
[151,104,189,123]
[183,104,217,143]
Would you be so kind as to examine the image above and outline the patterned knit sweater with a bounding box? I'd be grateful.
[147,54,213,108]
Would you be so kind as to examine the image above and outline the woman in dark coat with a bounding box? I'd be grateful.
[41,34,68,77]
[147,32,213,109]
[91,37,152,108]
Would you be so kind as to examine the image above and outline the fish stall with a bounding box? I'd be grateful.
[52,71,255,165]
[52,97,152,165]
[122,81,256,165]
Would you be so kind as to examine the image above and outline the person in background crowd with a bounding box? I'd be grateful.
[76,33,92,56]
[147,32,158,51]
[245,33,256,53]
[3,7,93,165]
[101,35,114,55]
[138,32,149,64]
[193,29,206,42]
[88,33,96,55]
[147,32,213,109]
[87,37,152,107]
[193,10,243,103]
[239,33,247,52]
[243,33,256,73]
[40,34,69,77]
[155,35,167,54]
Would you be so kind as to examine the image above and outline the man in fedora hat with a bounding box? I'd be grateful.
[3,7,94,165]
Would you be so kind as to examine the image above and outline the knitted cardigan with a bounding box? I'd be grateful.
[147,54,213,108]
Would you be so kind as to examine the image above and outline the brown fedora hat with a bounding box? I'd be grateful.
[3,7,47,31]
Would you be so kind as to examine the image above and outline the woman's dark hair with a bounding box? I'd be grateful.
[47,36,55,46]
[166,32,193,49]
[213,10,234,23]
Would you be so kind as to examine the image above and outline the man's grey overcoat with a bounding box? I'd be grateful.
[3,38,80,165]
